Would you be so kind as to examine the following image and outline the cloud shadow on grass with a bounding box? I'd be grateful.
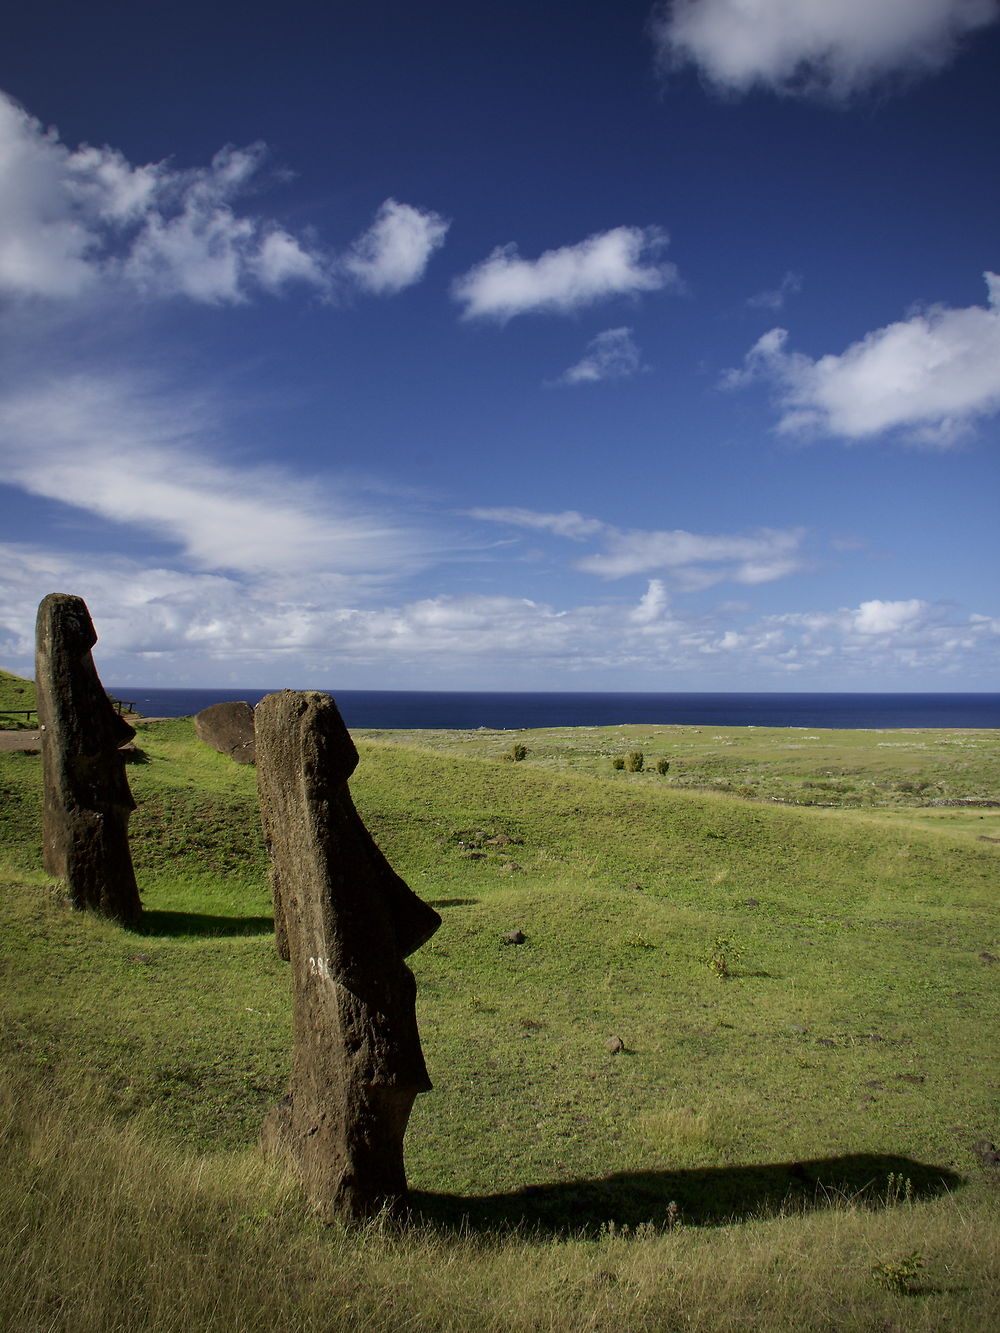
[409,1154,962,1234]
[134,910,275,938]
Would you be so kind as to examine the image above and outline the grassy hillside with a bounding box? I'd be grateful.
[0,667,36,727]
[1,718,998,1330]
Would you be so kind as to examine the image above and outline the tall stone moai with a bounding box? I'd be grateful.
[255,690,441,1222]
[34,593,142,927]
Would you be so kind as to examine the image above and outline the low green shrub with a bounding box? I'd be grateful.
[625,750,644,773]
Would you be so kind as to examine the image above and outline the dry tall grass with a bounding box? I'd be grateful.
[3,1076,998,1332]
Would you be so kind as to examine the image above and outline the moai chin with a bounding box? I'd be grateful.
[255,690,441,1222]
[34,593,142,927]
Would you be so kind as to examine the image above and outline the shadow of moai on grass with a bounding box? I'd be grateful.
[34,593,141,927]
[255,689,441,1222]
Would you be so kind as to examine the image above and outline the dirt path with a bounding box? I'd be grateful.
[0,729,41,751]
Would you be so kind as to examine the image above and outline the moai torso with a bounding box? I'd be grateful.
[35,593,141,927]
[255,690,440,1221]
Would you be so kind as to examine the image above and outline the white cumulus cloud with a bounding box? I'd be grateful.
[725,273,1000,444]
[0,89,445,306]
[452,226,678,321]
[3,542,994,690]
[343,198,449,295]
[556,327,644,385]
[651,0,999,98]
[853,598,928,634]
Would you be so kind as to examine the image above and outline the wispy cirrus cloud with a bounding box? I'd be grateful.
[0,89,446,305]
[467,507,607,540]
[746,271,802,312]
[555,327,645,385]
[724,271,1000,444]
[650,0,999,98]
[0,372,430,581]
[470,506,807,588]
[452,226,678,321]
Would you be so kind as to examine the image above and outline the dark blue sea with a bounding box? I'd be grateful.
[109,688,1000,730]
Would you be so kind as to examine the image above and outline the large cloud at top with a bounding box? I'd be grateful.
[651,0,998,98]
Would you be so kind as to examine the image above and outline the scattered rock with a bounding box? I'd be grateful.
[499,861,522,873]
[973,1139,1000,1167]
[606,1035,624,1054]
[194,701,256,764]
[895,1073,926,1085]
[129,953,151,965]
[502,929,526,944]
[978,952,998,964]
[461,850,487,860]
[745,897,759,906]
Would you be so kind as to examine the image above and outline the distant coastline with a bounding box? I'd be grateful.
[110,688,1000,731]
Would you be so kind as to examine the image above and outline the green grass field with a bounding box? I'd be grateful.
[0,667,36,728]
[1,696,998,1330]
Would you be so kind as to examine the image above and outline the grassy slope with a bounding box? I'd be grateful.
[0,667,36,727]
[1,718,998,1329]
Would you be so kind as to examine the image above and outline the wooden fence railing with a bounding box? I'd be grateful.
[0,696,135,724]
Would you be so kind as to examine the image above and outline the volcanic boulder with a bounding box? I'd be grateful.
[193,700,256,764]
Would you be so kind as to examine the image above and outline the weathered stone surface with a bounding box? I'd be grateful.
[255,689,440,1222]
[193,700,256,764]
[34,594,141,926]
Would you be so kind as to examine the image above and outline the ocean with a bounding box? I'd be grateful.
[109,688,1000,730]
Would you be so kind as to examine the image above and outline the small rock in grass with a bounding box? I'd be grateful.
[745,897,759,907]
[502,929,526,944]
[606,1035,624,1054]
[978,951,998,964]
[973,1139,1000,1167]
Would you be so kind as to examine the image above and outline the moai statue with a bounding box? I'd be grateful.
[34,593,141,927]
[193,700,256,764]
[255,690,441,1221]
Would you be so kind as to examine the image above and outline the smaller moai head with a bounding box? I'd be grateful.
[35,593,135,755]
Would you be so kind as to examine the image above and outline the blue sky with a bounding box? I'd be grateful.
[1,0,998,691]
